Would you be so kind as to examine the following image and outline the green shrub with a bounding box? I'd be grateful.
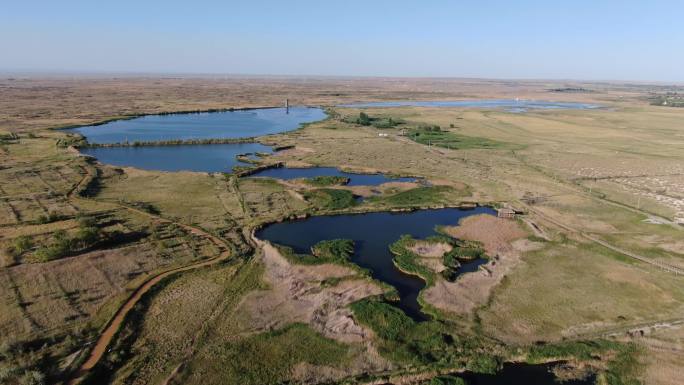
[304,176,349,186]
[13,236,34,254]
[466,354,500,374]
[407,127,508,150]
[350,299,496,366]
[303,188,357,210]
[311,239,355,262]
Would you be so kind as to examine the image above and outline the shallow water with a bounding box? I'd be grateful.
[255,207,496,320]
[339,99,599,112]
[456,362,595,385]
[79,143,272,173]
[247,167,417,186]
[67,107,326,144]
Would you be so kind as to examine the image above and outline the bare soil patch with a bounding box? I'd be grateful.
[441,214,528,254]
[240,244,384,343]
[424,215,530,315]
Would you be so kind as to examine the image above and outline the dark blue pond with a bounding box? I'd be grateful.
[248,167,417,186]
[255,207,496,320]
[454,362,595,385]
[67,107,326,144]
[79,143,272,173]
[339,99,599,112]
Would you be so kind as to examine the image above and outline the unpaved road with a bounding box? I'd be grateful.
[65,168,235,384]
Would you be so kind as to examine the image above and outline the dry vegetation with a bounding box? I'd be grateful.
[1,76,682,385]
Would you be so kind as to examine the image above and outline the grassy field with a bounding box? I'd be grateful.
[1,77,683,385]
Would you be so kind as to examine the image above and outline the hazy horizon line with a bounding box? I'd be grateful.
[1,69,683,86]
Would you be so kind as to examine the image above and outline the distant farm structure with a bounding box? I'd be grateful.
[497,208,516,219]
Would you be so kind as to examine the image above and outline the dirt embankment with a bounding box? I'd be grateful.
[238,243,392,377]
[423,214,533,315]
[240,243,384,343]
[409,241,453,272]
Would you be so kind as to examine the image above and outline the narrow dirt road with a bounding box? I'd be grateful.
[65,166,236,384]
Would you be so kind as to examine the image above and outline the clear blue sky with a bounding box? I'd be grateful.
[1,0,682,81]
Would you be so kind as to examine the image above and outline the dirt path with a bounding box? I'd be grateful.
[522,203,684,275]
[65,167,235,385]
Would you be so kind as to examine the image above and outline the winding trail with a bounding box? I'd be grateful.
[65,166,235,385]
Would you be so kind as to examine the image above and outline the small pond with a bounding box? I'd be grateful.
[247,167,417,186]
[453,362,595,385]
[67,107,326,144]
[255,207,496,320]
[79,143,272,173]
[339,99,599,112]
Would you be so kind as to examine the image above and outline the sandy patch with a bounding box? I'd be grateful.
[428,178,468,190]
[424,215,532,315]
[409,241,452,258]
[283,160,315,168]
[240,243,383,343]
[338,165,381,174]
[442,214,528,254]
[273,146,315,158]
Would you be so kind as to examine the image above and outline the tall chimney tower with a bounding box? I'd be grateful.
[285,98,289,114]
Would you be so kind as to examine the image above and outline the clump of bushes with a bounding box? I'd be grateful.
[389,235,436,285]
[350,299,502,370]
[344,112,403,128]
[36,211,63,225]
[31,216,102,262]
[304,176,349,186]
[311,239,355,263]
[276,239,355,266]
[407,127,507,150]
[55,134,86,148]
[303,188,357,210]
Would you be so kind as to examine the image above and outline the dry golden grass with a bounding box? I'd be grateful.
[1,76,683,383]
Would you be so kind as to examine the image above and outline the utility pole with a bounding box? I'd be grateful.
[285,98,289,114]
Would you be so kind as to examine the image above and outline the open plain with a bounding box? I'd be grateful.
[1,76,683,385]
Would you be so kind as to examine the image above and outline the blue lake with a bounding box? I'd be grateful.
[255,207,496,321]
[247,167,417,186]
[79,143,272,173]
[339,99,599,112]
[67,107,326,144]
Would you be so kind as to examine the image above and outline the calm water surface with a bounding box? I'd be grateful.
[248,167,417,186]
[339,99,599,112]
[67,107,326,144]
[79,143,272,173]
[456,362,595,385]
[255,207,496,320]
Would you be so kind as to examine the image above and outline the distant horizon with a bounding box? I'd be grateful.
[2,69,684,86]
[2,1,682,83]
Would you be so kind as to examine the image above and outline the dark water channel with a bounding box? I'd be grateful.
[248,167,417,186]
